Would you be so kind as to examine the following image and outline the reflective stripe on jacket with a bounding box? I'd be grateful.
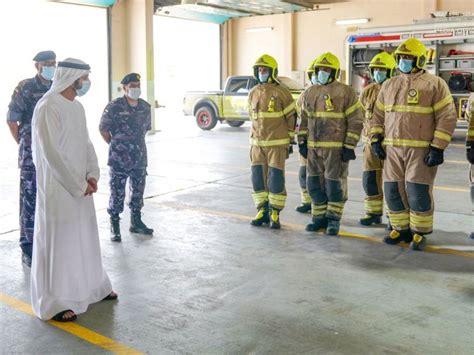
[370,71,457,149]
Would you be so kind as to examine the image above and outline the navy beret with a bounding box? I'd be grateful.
[121,73,141,85]
[33,50,56,62]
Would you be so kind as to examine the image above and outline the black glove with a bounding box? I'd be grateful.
[371,136,386,160]
[467,142,474,164]
[288,145,294,155]
[424,146,444,167]
[341,147,356,162]
[298,141,308,159]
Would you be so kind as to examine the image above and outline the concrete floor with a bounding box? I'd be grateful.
[0,110,473,354]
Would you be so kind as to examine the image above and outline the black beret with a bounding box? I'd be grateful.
[121,73,141,85]
[33,50,56,62]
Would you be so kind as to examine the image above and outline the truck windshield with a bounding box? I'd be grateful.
[279,77,304,91]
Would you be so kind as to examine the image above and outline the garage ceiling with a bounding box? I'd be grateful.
[154,0,346,23]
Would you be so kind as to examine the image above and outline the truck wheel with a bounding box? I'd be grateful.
[227,120,245,128]
[195,106,218,130]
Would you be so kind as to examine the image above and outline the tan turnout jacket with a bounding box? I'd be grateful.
[359,82,382,144]
[248,83,296,148]
[296,81,363,149]
[370,71,457,149]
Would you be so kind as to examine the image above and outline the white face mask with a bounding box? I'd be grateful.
[127,87,141,100]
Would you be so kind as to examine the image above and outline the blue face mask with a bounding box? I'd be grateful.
[398,58,414,73]
[373,70,387,84]
[258,73,270,83]
[317,70,331,85]
[41,66,55,81]
[76,79,91,97]
[310,73,318,85]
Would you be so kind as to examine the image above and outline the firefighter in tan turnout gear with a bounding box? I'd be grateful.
[465,94,474,239]
[248,54,296,229]
[297,52,363,235]
[295,60,318,214]
[359,52,397,226]
[370,38,457,250]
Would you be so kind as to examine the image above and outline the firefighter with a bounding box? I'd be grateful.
[359,52,397,226]
[295,60,318,213]
[370,38,457,250]
[297,52,363,235]
[465,93,474,239]
[248,54,296,229]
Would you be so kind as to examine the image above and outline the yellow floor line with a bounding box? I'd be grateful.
[156,201,474,260]
[0,293,142,354]
[449,143,467,148]
[444,159,469,165]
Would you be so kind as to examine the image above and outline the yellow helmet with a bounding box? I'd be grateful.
[313,52,340,80]
[394,38,427,69]
[369,52,397,78]
[306,59,317,81]
[253,54,278,83]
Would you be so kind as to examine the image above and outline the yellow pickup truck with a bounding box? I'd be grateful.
[183,75,304,130]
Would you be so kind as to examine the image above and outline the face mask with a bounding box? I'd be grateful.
[317,70,331,85]
[258,73,270,83]
[127,87,141,100]
[373,70,387,84]
[75,79,91,97]
[398,58,414,73]
[310,73,318,85]
[41,66,55,81]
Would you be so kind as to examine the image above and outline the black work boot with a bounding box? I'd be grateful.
[326,218,340,236]
[410,233,427,251]
[305,216,328,232]
[130,212,154,235]
[110,216,121,242]
[383,229,413,245]
[250,204,269,227]
[269,209,281,229]
[295,203,311,213]
[359,214,382,226]
[21,253,32,267]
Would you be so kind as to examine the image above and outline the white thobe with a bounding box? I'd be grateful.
[31,93,112,320]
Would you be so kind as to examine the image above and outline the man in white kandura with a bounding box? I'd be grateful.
[31,58,117,322]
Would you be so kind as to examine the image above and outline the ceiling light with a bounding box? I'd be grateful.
[246,27,274,33]
[335,18,369,26]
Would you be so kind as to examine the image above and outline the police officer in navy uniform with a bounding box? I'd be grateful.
[100,73,154,242]
[6,50,56,267]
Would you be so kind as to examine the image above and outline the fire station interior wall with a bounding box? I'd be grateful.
[0,1,108,155]
[227,0,474,80]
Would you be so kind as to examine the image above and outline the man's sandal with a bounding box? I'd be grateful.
[51,310,77,322]
[102,292,118,301]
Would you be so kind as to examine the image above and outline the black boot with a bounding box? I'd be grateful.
[383,229,413,245]
[295,203,311,213]
[359,214,382,226]
[305,216,328,232]
[21,252,32,267]
[130,212,154,235]
[250,204,269,227]
[410,233,427,251]
[326,218,340,236]
[269,209,281,229]
[110,216,121,242]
